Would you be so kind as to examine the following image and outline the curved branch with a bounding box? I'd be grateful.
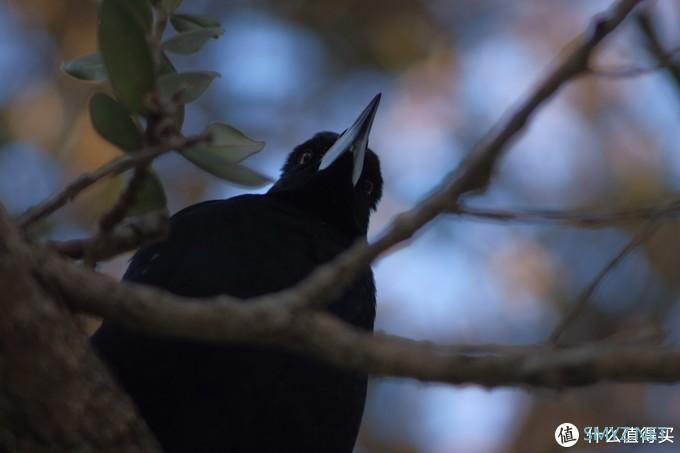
[281,0,646,312]
[29,243,680,388]
[453,200,680,227]
[7,0,658,394]
[548,221,660,344]
[49,211,169,261]
[18,133,208,230]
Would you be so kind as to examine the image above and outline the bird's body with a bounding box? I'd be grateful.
[93,195,375,452]
[92,97,384,453]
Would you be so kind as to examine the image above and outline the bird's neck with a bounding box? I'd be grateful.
[269,189,367,239]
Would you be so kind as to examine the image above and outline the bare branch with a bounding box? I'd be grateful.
[636,10,680,91]
[98,166,151,234]
[49,211,169,261]
[548,222,660,344]
[587,46,680,78]
[453,199,680,227]
[280,0,646,312]
[18,133,208,231]
[84,165,154,267]
[27,240,680,388]
[26,0,646,315]
[4,0,661,396]
[30,0,645,329]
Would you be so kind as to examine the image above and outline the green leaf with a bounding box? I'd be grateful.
[158,53,185,130]
[182,152,271,187]
[98,0,155,112]
[128,171,168,216]
[206,123,265,161]
[89,93,142,152]
[182,123,269,186]
[170,13,220,33]
[61,53,107,81]
[163,27,224,54]
[124,0,153,32]
[160,0,182,14]
[157,71,219,104]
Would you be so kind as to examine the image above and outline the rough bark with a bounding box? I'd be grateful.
[0,207,159,453]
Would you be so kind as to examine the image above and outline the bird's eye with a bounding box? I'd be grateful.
[364,180,374,195]
[298,151,313,165]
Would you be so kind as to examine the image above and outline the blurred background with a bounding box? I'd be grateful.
[1,0,679,451]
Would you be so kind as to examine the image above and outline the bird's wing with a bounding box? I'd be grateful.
[123,194,343,298]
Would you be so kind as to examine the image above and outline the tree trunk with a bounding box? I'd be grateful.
[0,207,159,453]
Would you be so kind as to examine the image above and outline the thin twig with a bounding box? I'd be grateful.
[50,211,169,262]
[548,222,660,344]
[18,133,208,231]
[98,166,151,234]
[83,165,153,267]
[635,10,680,91]
[586,46,680,78]
[453,200,680,227]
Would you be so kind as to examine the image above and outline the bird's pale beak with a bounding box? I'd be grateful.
[319,93,381,186]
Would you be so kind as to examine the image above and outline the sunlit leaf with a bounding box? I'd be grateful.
[128,171,168,216]
[170,13,220,33]
[206,122,265,161]
[163,27,224,54]
[182,123,269,186]
[89,93,142,152]
[61,53,107,81]
[157,71,220,104]
[98,0,155,112]
[182,151,271,187]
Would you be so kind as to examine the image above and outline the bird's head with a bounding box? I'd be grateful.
[269,94,383,237]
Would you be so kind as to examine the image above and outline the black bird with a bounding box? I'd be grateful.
[92,94,383,453]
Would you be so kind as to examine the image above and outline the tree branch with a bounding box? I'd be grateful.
[97,165,152,234]
[0,207,160,452]
[636,10,680,92]
[548,221,660,344]
[279,0,646,312]
[18,133,207,231]
[23,0,646,314]
[84,165,154,266]
[453,199,680,227]
[27,239,680,388]
[49,210,169,261]
[586,46,680,78]
[24,0,649,383]
[5,0,661,398]
[49,200,680,263]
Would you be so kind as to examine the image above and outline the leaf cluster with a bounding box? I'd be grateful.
[61,0,270,215]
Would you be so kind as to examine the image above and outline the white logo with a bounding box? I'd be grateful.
[555,423,579,447]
